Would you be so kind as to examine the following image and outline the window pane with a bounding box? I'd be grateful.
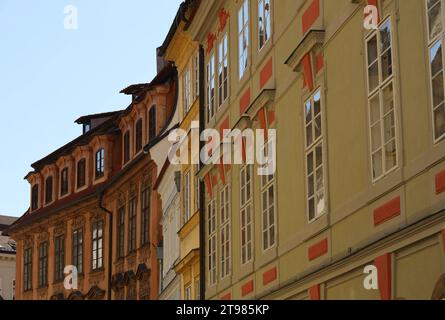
[371,123,382,152]
[370,94,380,125]
[431,40,443,76]
[428,1,443,40]
[382,82,394,115]
[434,103,445,139]
[372,150,383,179]
[385,139,397,170]
[432,72,445,107]
[367,35,378,65]
[368,62,379,93]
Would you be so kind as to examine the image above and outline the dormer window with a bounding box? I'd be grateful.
[149,107,156,140]
[77,159,86,189]
[83,123,91,134]
[124,131,130,163]
[135,119,143,153]
[60,168,69,196]
[95,148,105,179]
[45,176,53,204]
[31,184,39,211]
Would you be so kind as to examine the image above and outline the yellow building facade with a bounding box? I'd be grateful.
[186,0,445,300]
[159,2,202,300]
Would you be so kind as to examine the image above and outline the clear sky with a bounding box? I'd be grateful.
[0,0,182,217]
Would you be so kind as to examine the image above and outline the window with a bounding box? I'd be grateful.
[72,228,83,274]
[92,220,104,270]
[185,284,192,300]
[128,197,137,253]
[183,171,191,224]
[45,176,53,204]
[261,150,276,250]
[426,0,445,141]
[206,54,216,122]
[77,159,86,189]
[54,236,65,282]
[38,242,48,287]
[135,119,143,153]
[366,19,397,181]
[141,188,150,246]
[220,185,231,279]
[304,90,326,222]
[31,185,39,211]
[184,68,192,114]
[207,198,217,286]
[238,0,249,79]
[258,0,271,50]
[83,123,91,134]
[218,34,229,107]
[149,107,157,140]
[240,165,253,264]
[23,247,32,291]
[95,148,105,179]
[117,206,125,259]
[194,52,200,99]
[124,131,131,164]
[60,168,69,196]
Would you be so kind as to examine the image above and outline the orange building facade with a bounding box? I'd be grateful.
[7,63,178,300]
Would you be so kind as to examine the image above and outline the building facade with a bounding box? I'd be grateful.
[0,215,17,300]
[8,0,445,301]
[186,0,445,300]
[7,63,178,300]
[159,1,202,300]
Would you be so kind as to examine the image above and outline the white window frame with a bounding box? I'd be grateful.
[260,140,276,251]
[258,0,271,51]
[365,17,398,182]
[185,283,192,300]
[183,67,191,114]
[426,0,445,143]
[207,198,217,287]
[304,89,327,223]
[238,0,249,79]
[240,165,253,265]
[219,184,231,279]
[218,33,229,108]
[183,170,191,224]
[206,54,216,122]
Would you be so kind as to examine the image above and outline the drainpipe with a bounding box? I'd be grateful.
[98,192,113,301]
[198,44,206,301]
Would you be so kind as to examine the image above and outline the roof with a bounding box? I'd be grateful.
[30,111,124,172]
[74,111,123,125]
[0,215,17,227]
[120,83,149,95]
[0,217,17,254]
[157,0,199,57]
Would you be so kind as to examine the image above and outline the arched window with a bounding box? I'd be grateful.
[45,176,53,204]
[31,184,39,211]
[60,168,69,196]
[135,119,143,152]
[148,107,156,140]
[77,158,86,189]
[124,131,130,164]
[95,148,105,179]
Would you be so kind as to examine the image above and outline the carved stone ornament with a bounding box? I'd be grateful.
[53,221,67,237]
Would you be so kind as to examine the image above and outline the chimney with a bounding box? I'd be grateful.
[156,47,168,73]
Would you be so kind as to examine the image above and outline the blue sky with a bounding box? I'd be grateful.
[0,0,182,217]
